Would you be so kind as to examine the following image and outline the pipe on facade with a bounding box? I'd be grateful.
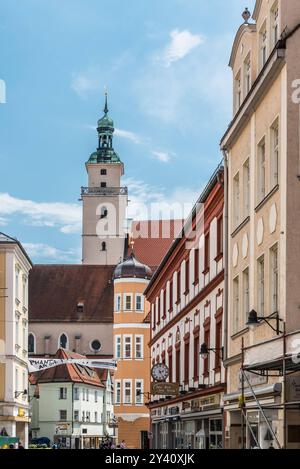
[221,149,229,363]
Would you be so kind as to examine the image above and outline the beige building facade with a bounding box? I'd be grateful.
[0,233,32,448]
[221,0,300,449]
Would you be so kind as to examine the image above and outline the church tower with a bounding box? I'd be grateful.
[81,93,127,265]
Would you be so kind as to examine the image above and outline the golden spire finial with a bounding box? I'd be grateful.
[129,234,135,253]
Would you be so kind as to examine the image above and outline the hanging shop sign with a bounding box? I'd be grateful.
[150,382,179,396]
[28,358,117,373]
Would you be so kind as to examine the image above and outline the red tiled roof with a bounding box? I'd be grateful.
[29,264,114,323]
[29,348,104,387]
[129,220,183,271]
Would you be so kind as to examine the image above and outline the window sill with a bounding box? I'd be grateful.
[193,279,199,287]
[202,267,209,276]
[255,184,279,213]
[214,252,223,263]
[184,290,189,296]
[231,326,249,339]
[231,216,250,238]
[175,300,180,306]
[168,308,173,314]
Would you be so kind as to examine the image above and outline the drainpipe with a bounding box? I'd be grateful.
[222,149,229,363]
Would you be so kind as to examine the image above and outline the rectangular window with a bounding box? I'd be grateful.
[185,259,190,294]
[115,294,121,312]
[243,159,250,218]
[169,279,173,311]
[59,410,67,421]
[257,138,266,203]
[15,368,18,394]
[176,348,180,383]
[115,381,121,404]
[135,335,143,359]
[135,294,143,311]
[124,295,132,311]
[184,341,190,383]
[74,387,79,400]
[157,296,161,325]
[86,411,90,422]
[94,412,98,422]
[194,336,199,379]
[271,2,279,47]
[100,182,107,188]
[257,255,265,316]
[59,387,67,400]
[115,335,121,359]
[135,380,143,404]
[244,54,251,95]
[22,279,27,307]
[162,289,167,319]
[176,269,181,304]
[123,380,132,404]
[15,268,20,300]
[270,244,279,313]
[233,276,240,333]
[204,233,210,271]
[22,327,26,351]
[100,169,107,175]
[94,390,98,403]
[15,317,19,346]
[217,217,223,256]
[194,248,199,284]
[168,349,173,382]
[243,268,250,323]
[74,410,79,421]
[233,173,240,227]
[124,335,132,359]
[271,120,279,188]
[260,24,267,68]
[86,389,89,401]
[235,71,242,113]
[82,411,85,422]
[215,319,222,370]
[203,328,210,376]
[82,388,85,401]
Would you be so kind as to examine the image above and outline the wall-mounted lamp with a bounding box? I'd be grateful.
[246,310,283,335]
[15,389,27,398]
[199,343,224,361]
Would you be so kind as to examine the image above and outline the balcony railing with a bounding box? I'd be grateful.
[81,186,128,196]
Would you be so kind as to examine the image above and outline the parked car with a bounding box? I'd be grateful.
[30,437,50,447]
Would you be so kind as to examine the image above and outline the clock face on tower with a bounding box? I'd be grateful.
[151,363,169,382]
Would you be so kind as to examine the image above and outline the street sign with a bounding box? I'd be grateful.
[150,382,179,396]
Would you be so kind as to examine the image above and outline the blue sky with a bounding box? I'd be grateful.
[0,0,256,263]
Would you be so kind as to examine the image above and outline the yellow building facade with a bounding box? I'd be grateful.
[113,253,151,449]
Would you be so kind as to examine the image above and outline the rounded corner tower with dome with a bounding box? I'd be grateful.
[81,92,128,266]
[112,246,152,449]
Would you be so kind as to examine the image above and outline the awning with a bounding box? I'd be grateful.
[224,383,282,402]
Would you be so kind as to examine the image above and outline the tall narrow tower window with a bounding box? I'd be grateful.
[59,333,68,349]
[100,206,108,218]
[100,182,107,188]
[101,242,107,251]
[100,169,107,175]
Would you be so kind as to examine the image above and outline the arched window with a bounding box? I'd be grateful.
[28,333,35,354]
[101,242,107,252]
[59,333,68,349]
[100,206,108,219]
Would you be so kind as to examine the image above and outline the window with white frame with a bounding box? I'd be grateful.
[257,255,265,316]
[82,388,85,401]
[233,172,240,228]
[22,371,26,392]
[123,380,132,404]
[15,267,20,300]
[15,316,19,346]
[22,326,26,351]
[270,244,279,313]
[94,412,98,422]
[86,389,89,401]
[135,294,143,311]
[95,390,98,403]
[243,159,250,218]
[59,387,67,399]
[115,294,121,312]
[235,71,242,113]
[115,381,121,404]
[270,119,279,188]
[123,335,132,359]
[59,410,67,421]
[135,380,143,404]
[243,268,249,323]
[260,24,267,68]
[124,294,132,311]
[233,276,240,333]
[74,410,79,421]
[15,367,19,394]
[74,387,79,400]
[135,335,143,359]
[271,1,279,47]
[22,277,27,307]
[257,138,266,203]
[244,54,251,96]
[115,335,121,359]
[82,410,85,422]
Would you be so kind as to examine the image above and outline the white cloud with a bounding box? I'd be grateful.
[151,151,171,163]
[0,193,82,234]
[123,177,199,221]
[23,243,81,263]
[114,128,141,144]
[71,72,100,98]
[161,29,205,67]
[0,216,7,226]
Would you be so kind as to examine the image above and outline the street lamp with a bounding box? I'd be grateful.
[246,310,283,335]
[199,343,224,361]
